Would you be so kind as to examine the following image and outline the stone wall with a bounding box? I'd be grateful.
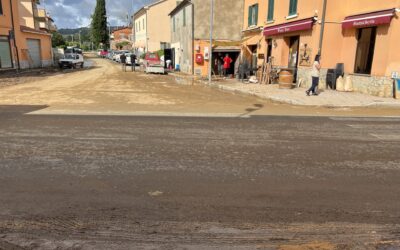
[349,74,393,98]
[296,67,394,98]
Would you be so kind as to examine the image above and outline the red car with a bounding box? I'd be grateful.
[99,50,108,58]
[144,53,161,66]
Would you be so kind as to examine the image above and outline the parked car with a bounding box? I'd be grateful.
[112,50,129,62]
[143,52,165,74]
[99,50,108,58]
[59,53,84,69]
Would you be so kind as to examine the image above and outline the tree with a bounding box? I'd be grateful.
[91,0,108,49]
[51,31,66,47]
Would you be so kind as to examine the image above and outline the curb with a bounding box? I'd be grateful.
[189,78,400,109]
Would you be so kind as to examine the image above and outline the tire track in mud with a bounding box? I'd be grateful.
[1,217,399,249]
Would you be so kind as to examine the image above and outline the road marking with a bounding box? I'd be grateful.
[26,110,251,118]
[330,117,400,122]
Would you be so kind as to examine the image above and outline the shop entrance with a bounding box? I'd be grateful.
[287,36,299,82]
[354,27,376,75]
[266,39,272,63]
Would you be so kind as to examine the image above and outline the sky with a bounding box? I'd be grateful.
[39,0,156,29]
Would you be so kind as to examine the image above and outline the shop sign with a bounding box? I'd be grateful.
[263,18,315,36]
[342,9,395,29]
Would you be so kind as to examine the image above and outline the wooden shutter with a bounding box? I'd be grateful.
[289,0,297,15]
[267,0,274,21]
[248,6,252,27]
[254,4,259,25]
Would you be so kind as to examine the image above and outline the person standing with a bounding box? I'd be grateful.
[306,54,321,96]
[120,53,127,72]
[223,54,232,77]
[130,53,137,72]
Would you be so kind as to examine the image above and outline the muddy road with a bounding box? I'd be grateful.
[0,57,400,249]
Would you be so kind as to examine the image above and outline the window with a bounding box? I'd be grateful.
[267,0,274,21]
[0,0,3,15]
[248,4,258,27]
[289,0,297,16]
[143,19,145,30]
[173,16,176,32]
[354,27,376,75]
[183,7,186,27]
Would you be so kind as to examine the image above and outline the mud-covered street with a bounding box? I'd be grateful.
[0,58,400,249]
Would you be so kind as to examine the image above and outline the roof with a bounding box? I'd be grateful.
[169,0,191,17]
[133,0,168,18]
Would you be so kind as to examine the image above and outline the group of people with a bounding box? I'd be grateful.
[214,53,233,77]
[119,53,137,72]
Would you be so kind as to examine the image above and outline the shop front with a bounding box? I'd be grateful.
[263,17,317,84]
[340,8,398,97]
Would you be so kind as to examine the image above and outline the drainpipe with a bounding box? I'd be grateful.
[191,3,194,75]
[9,0,21,70]
[208,0,214,84]
[318,0,327,56]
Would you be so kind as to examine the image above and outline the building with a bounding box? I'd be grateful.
[133,0,177,55]
[0,0,53,70]
[170,0,244,76]
[252,0,400,97]
[111,27,133,50]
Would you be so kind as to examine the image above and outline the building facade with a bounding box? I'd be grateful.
[133,7,147,55]
[247,0,400,97]
[170,0,244,76]
[133,0,177,56]
[0,0,53,70]
[111,27,133,50]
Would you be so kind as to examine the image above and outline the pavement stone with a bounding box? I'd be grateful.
[171,73,400,108]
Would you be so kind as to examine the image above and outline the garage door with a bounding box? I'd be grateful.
[27,39,41,68]
[0,36,13,68]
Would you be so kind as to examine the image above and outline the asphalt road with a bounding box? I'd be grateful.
[0,105,399,249]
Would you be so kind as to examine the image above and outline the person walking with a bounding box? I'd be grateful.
[120,53,127,72]
[306,54,321,96]
[223,54,232,77]
[130,53,137,72]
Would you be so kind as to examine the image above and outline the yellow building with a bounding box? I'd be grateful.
[0,0,53,70]
[242,0,400,97]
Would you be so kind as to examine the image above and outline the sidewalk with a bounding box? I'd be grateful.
[171,73,400,108]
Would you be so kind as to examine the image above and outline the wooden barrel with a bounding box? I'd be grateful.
[279,70,294,89]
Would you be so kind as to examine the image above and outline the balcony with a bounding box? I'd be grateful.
[33,8,47,20]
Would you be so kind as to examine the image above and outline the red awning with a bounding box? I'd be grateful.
[342,9,395,29]
[263,18,315,36]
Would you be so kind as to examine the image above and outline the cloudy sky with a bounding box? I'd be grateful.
[39,0,155,29]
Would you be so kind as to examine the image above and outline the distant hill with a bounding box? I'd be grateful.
[58,27,91,36]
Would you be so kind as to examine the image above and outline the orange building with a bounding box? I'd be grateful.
[243,0,400,97]
[111,27,133,50]
[0,0,53,70]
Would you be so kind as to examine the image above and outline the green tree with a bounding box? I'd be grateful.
[91,0,108,49]
[51,31,66,47]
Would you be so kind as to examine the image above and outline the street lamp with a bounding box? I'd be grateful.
[208,0,214,84]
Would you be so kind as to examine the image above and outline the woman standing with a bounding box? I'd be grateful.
[306,55,321,96]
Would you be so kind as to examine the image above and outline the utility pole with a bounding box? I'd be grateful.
[208,0,214,84]
[318,0,328,56]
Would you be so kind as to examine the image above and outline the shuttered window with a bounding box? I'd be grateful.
[289,0,297,16]
[267,0,274,21]
[248,4,258,27]
[0,36,13,68]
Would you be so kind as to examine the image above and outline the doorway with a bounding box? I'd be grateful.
[288,36,299,82]
[354,27,376,75]
[266,39,272,63]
